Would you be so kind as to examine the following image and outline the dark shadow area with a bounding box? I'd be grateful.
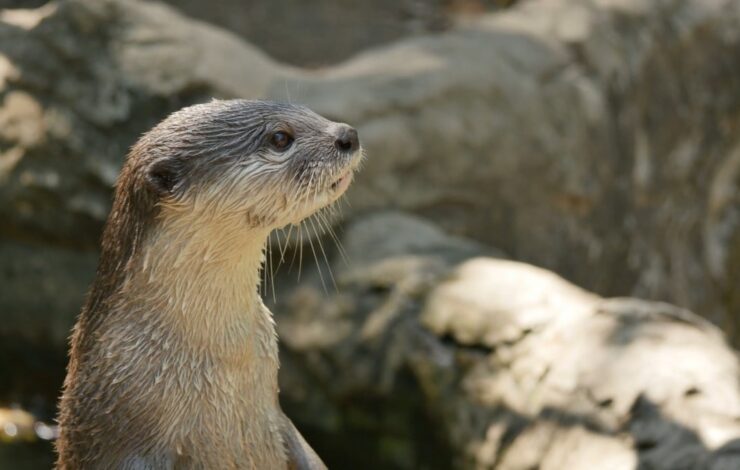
[629,395,740,470]
[0,441,55,470]
[478,396,740,470]
[0,334,66,411]
[0,336,62,469]
[281,357,455,470]
[0,0,48,8]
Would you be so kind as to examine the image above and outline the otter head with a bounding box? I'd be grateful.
[129,99,362,233]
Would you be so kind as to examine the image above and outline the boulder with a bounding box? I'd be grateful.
[1,0,738,351]
[283,0,740,343]
[274,211,740,469]
[158,0,455,67]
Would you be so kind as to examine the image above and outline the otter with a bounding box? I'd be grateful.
[56,100,362,469]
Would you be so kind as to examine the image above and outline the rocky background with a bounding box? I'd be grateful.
[0,0,739,468]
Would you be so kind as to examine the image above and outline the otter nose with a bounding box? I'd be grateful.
[334,125,359,153]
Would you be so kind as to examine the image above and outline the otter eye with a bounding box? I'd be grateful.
[270,131,293,152]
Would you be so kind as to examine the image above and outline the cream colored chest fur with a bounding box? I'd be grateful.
[87,214,287,468]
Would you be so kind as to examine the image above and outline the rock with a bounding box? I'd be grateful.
[281,0,740,343]
[275,211,740,469]
[277,0,740,345]
[0,0,738,349]
[0,241,96,347]
[2,0,519,68]
[159,0,454,67]
[0,240,93,404]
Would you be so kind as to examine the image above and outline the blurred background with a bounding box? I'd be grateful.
[0,0,739,468]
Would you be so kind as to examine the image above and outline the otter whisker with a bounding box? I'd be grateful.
[267,235,277,303]
[281,224,294,263]
[299,172,328,291]
[305,218,328,294]
[270,228,291,280]
[297,221,304,281]
[283,221,304,275]
[317,209,349,266]
[275,228,287,265]
[288,224,301,274]
[288,180,314,278]
[274,229,284,262]
[308,215,337,291]
[261,241,268,298]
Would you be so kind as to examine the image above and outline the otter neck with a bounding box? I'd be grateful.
[128,210,272,350]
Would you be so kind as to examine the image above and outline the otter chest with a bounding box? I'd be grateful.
[155,316,283,467]
[100,303,285,468]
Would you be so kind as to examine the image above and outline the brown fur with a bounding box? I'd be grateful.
[56,100,361,469]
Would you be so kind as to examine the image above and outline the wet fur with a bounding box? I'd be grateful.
[57,100,359,469]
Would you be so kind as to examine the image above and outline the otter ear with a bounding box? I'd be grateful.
[146,158,181,196]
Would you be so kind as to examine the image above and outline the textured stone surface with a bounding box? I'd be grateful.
[274,211,740,469]
[1,0,738,350]
[288,0,740,342]
[159,0,454,67]
[1,0,511,67]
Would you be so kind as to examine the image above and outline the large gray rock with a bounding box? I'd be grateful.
[1,0,738,352]
[158,0,455,67]
[285,0,740,343]
[274,211,740,469]
[0,0,512,67]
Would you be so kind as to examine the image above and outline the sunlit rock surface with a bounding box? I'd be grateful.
[275,212,740,469]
